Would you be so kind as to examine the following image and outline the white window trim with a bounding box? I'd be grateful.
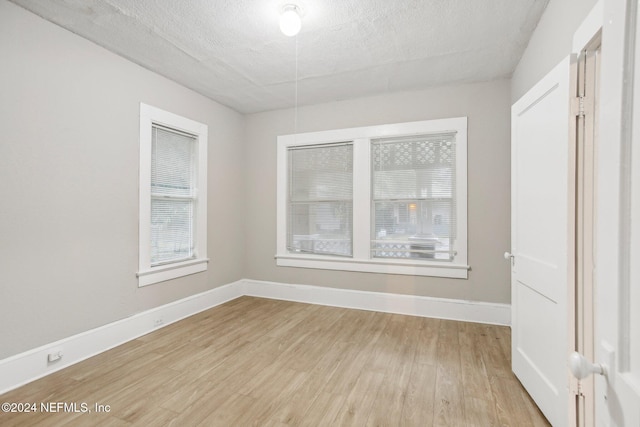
[138,103,208,287]
[276,117,468,279]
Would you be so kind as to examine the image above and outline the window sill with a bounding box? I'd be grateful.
[275,254,469,279]
[137,258,209,287]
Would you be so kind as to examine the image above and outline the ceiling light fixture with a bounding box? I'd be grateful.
[280,4,301,37]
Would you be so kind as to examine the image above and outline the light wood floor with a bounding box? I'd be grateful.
[1,296,550,426]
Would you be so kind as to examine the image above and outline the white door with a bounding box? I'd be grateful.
[510,56,573,427]
[592,0,640,425]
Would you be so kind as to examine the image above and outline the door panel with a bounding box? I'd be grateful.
[514,283,564,387]
[517,256,562,303]
[511,56,573,427]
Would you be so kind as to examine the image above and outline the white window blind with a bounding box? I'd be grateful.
[287,142,353,256]
[371,133,457,261]
[150,125,196,265]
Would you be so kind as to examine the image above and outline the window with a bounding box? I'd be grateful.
[276,118,468,278]
[371,134,457,261]
[138,104,208,287]
[288,143,353,257]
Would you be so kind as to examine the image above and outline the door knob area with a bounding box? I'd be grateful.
[569,351,606,379]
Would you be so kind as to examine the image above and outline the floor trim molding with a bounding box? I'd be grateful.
[0,281,243,395]
[242,279,510,326]
[1,278,510,395]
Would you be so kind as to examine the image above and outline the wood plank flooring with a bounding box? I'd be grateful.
[0,296,550,426]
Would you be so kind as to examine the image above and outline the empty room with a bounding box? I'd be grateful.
[1,0,638,425]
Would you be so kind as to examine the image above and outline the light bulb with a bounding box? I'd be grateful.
[280,5,301,37]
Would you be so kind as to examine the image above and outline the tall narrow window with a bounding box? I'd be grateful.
[287,143,353,256]
[151,126,196,265]
[371,134,457,261]
[138,104,208,287]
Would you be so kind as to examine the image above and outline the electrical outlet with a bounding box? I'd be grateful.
[154,318,164,327]
[47,349,63,363]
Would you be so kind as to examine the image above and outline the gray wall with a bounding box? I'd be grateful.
[3,0,562,361]
[244,80,512,304]
[511,0,599,102]
[0,1,245,359]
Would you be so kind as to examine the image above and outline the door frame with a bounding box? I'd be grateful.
[570,32,602,427]
[568,3,603,426]
[594,0,640,424]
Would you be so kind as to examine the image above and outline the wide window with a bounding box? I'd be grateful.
[276,118,468,278]
[138,104,208,287]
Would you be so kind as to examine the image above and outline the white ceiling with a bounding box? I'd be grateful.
[10,0,549,114]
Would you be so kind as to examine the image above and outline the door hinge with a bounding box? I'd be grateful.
[571,377,589,399]
[569,378,582,396]
[572,96,586,117]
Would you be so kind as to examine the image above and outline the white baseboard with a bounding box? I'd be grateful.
[0,281,243,395]
[1,278,510,395]
[242,279,511,326]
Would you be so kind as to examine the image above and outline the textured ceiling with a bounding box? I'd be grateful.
[10,0,549,113]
